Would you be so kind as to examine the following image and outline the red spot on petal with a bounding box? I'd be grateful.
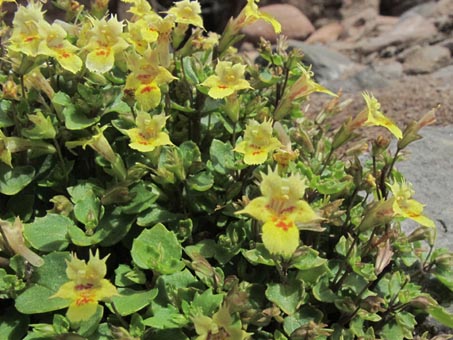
[24,36,36,43]
[96,49,110,56]
[140,85,156,94]
[60,52,71,59]
[218,85,228,89]
[137,74,152,82]
[75,283,94,291]
[275,219,292,231]
[75,293,95,306]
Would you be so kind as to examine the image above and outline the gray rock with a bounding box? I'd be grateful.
[398,125,453,252]
[402,45,451,74]
[372,60,404,79]
[358,14,438,54]
[287,40,357,84]
[432,64,453,81]
[400,1,437,19]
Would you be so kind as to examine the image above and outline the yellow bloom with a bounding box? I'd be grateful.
[124,18,159,55]
[237,169,319,258]
[201,61,251,99]
[193,305,251,340]
[38,23,82,74]
[362,92,402,139]
[0,130,13,168]
[8,2,47,57]
[274,67,336,120]
[84,16,129,73]
[167,0,204,28]
[234,119,282,165]
[389,180,434,227]
[125,49,176,110]
[238,0,281,33]
[52,251,118,323]
[126,112,173,152]
[122,0,154,21]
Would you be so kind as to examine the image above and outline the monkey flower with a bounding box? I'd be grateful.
[167,0,204,28]
[389,180,434,228]
[84,16,129,73]
[52,251,118,323]
[126,112,173,152]
[234,119,282,165]
[201,61,251,99]
[236,169,319,258]
[362,92,403,139]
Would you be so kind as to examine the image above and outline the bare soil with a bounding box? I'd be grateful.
[308,73,453,129]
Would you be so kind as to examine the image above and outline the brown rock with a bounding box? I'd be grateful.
[341,8,379,42]
[402,45,451,74]
[241,4,315,44]
[357,14,438,54]
[305,21,343,44]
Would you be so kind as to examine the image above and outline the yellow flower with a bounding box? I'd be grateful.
[126,112,173,152]
[192,305,251,340]
[389,180,434,227]
[201,61,251,99]
[125,49,176,110]
[234,119,282,165]
[274,67,336,120]
[122,0,154,21]
[362,92,402,139]
[8,1,47,57]
[238,0,281,33]
[38,23,82,74]
[167,0,204,28]
[84,16,129,73]
[124,18,159,55]
[237,169,319,258]
[52,251,118,323]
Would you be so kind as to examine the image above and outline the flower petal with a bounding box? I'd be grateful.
[262,218,299,258]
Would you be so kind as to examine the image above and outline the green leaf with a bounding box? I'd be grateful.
[68,183,103,230]
[131,223,184,274]
[143,304,188,329]
[0,307,29,340]
[137,206,183,227]
[179,141,201,171]
[67,223,107,246]
[23,214,73,252]
[111,288,158,316]
[283,306,323,336]
[147,329,189,340]
[52,92,98,130]
[186,171,214,191]
[290,246,327,270]
[182,57,200,85]
[0,164,35,195]
[428,305,453,328]
[115,264,146,287]
[185,239,218,259]
[189,289,224,316]
[21,111,56,140]
[0,100,14,128]
[312,278,338,303]
[266,277,304,315]
[209,139,236,174]
[15,252,71,314]
[119,182,158,214]
[242,244,275,266]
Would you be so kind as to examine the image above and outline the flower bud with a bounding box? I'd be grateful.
[358,199,394,232]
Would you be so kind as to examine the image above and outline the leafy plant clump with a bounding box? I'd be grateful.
[0,0,452,339]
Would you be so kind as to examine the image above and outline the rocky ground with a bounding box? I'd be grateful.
[241,0,453,128]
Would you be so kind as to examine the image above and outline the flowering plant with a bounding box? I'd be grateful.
[0,0,452,339]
